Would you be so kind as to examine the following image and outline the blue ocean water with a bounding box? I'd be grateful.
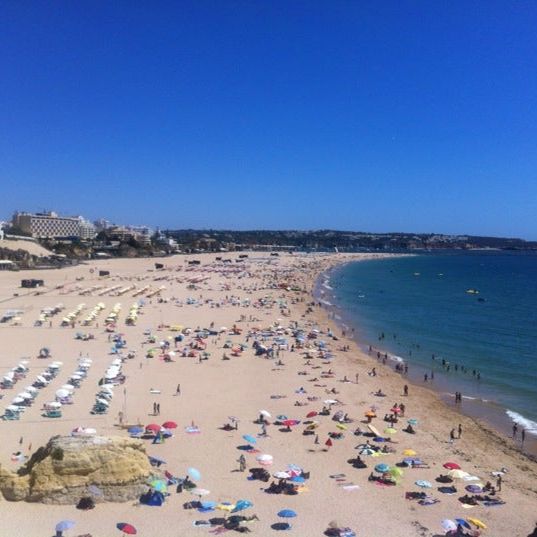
[322,252,537,435]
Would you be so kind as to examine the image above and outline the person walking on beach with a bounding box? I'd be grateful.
[403,385,408,396]
[458,423,462,439]
[355,373,359,384]
[496,474,502,491]
[513,423,518,439]
[521,428,526,448]
[175,383,181,396]
[238,454,246,472]
[156,403,160,415]
[449,428,456,444]
[153,402,157,415]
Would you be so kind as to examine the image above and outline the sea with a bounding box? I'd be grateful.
[317,251,537,447]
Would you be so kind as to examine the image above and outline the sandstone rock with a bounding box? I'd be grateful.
[0,435,154,504]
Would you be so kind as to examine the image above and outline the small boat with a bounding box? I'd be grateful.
[466,289,479,294]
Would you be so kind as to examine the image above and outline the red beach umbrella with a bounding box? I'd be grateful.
[145,423,161,432]
[325,438,333,447]
[117,522,137,535]
[443,462,461,470]
[162,421,178,429]
[282,419,300,427]
[306,411,318,418]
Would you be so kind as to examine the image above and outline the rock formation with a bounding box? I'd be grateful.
[0,435,154,504]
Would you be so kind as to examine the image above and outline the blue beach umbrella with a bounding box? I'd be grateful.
[188,467,202,481]
[242,434,257,445]
[455,519,471,530]
[128,426,144,435]
[290,476,305,483]
[55,520,76,532]
[232,499,253,513]
[415,480,432,488]
[278,509,297,518]
[407,418,419,426]
[374,463,390,473]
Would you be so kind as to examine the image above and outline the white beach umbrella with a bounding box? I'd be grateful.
[61,384,75,392]
[56,389,70,398]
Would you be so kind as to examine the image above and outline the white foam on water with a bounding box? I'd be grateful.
[322,281,333,290]
[506,410,537,435]
[319,299,332,306]
[389,354,405,363]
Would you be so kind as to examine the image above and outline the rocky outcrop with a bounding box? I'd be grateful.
[0,435,154,504]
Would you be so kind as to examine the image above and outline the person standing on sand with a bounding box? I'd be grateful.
[355,373,359,384]
[403,385,408,396]
[458,423,462,438]
[449,428,456,444]
[175,383,181,396]
[513,423,518,439]
[238,454,246,472]
[521,428,526,447]
[496,474,502,491]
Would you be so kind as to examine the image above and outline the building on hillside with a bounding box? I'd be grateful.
[12,212,81,239]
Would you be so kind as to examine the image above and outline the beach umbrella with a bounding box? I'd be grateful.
[145,423,161,433]
[374,463,390,473]
[455,519,471,530]
[148,455,167,465]
[200,501,217,510]
[188,467,202,481]
[278,509,297,518]
[162,421,177,429]
[231,499,253,513]
[407,418,419,426]
[273,471,291,479]
[441,519,457,533]
[390,406,401,414]
[117,522,137,535]
[324,399,338,405]
[403,449,417,456]
[467,518,487,530]
[55,520,75,532]
[443,462,461,470]
[384,427,397,435]
[191,488,210,497]
[389,467,404,479]
[364,410,376,418]
[259,410,271,418]
[290,475,305,483]
[276,415,288,421]
[465,484,483,494]
[306,411,318,418]
[128,426,144,435]
[282,419,300,428]
[217,502,235,512]
[242,434,257,445]
[325,438,333,447]
[415,480,432,488]
[448,469,469,479]
[256,453,274,465]
[336,423,347,431]
[150,479,167,492]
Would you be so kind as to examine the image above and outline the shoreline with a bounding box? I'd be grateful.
[0,252,536,537]
[312,257,537,459]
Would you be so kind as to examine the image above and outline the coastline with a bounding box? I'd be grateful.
[0,252,536,537]
[312,256,537,459]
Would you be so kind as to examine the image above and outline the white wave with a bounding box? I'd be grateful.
[506,410,537,435]
[389,354,405,363]
[319,299,332,306]
[334,314,341,320]
[322,282,333,290]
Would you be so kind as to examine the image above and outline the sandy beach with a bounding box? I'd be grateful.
[0,253,536,537]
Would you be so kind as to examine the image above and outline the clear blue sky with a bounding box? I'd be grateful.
[1,1,536,239]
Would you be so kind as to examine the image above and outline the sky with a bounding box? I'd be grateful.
[1,1,536,239]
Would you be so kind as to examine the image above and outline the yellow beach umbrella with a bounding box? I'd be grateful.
[403,449,417,456]
[468,518,487,530]
[384,427,397,435]
[336,423,347,430]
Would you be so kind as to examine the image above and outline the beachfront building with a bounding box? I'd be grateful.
[12,212,81,239]
[78,217,97,240]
